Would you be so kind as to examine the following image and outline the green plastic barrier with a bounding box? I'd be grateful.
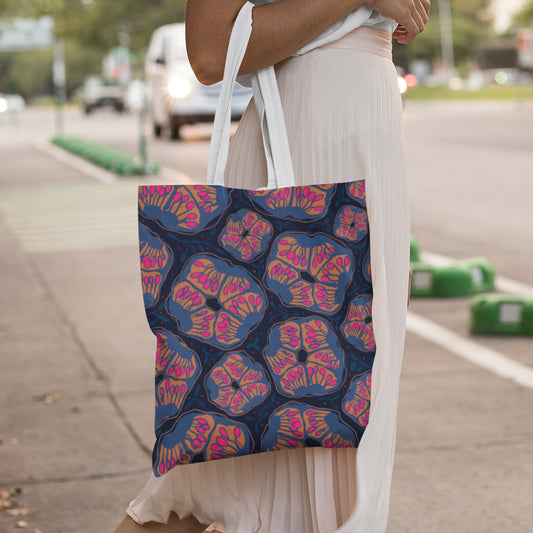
[410,257,496,298]
[410,236,420,263]
[471,295,533,336]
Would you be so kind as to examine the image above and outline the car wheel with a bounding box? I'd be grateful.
[153,123,163,138]
[84,105,93,115]
[170,119,182,141]
[115,102,125,113]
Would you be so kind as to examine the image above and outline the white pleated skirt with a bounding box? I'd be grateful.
[128,27,410,533]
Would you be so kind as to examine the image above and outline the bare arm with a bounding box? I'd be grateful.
[186,0,431,85]
[186,0,368,85]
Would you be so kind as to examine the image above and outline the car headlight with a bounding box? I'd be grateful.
[398,77,408,95]
[0,98,7,113]
[168,77,192,98]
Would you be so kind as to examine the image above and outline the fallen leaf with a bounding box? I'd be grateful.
[8,509,29,516]
[9,438,19,446]
[0,500,13,510]
[33,391,61,404]
[71,405,83,413]
[16,520,29,528]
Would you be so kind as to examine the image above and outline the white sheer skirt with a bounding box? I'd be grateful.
[128,27,410,533]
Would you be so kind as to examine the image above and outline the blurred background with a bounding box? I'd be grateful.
[1,1,532,532]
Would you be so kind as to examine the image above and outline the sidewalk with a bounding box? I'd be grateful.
[0,144,156,532]
[1,140,533,533]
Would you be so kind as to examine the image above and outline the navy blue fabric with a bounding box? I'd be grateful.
[138,182,375,476]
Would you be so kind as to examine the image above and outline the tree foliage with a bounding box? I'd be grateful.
[405,0,493,65]
[1,0,501,96]
[0,0,187,98]
[0,39,102,97]
[513,1,533,28]
[1,0,187,53]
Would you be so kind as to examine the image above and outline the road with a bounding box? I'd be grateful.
[0,103,532,532]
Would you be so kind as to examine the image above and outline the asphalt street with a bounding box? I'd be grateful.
[0,102,532,532]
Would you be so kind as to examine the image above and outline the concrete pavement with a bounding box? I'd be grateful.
[1,107,533,532]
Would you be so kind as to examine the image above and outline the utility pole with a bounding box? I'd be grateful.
[53,40,67,137]
[439,0,455,80]
[139,79,149,175]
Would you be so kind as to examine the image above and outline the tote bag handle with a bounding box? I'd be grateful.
[206,1,296,189]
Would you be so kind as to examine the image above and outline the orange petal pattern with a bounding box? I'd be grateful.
[343,372,371,427]
[248,185,335,220]
[139,185,229,233]
[155,412,252,474]
[341,295,375,352]
[262,403,357,451]
[139,223,172,307]
[264,317,344,397]
[265,233,354,315]
[154,329,201,427]
[167,255,266,349]
[206,352,270,415]
[219,209,273,261]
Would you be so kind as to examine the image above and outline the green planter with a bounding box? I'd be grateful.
[410,257,496,298]
[471,295,533,336]
[410,235,420,263]
[52,136,159,177]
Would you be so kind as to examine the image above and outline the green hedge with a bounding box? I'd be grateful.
[52,136,159,176]
[405,85,533,101]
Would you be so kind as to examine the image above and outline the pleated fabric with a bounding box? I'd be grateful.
[127,27,410,533]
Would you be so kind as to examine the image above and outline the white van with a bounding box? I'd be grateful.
[146,23,252,140]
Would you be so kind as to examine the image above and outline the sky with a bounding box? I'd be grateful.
[490,0,529,32]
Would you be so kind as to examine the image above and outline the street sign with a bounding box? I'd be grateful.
[0,17,54,52]
[517,28,533,69]
[103,46,133,85]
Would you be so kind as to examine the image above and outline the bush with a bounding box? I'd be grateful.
[52,136,159,176]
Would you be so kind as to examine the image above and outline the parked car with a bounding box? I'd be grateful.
[0,93,25,114]
[81,76,125,114]
[146,23,252,140]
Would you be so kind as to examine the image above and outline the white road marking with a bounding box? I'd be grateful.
[406,312,533,389]
[410,250,533,389]
[421,251,533,297]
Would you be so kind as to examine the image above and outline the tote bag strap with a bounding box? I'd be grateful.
[206,1,296,189]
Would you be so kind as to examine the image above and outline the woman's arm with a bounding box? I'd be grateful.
[186,0,430,85]
[186,0,369,85]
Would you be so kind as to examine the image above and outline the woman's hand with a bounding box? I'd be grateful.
[366,0,430,44]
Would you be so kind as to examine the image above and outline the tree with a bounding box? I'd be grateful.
[404,0,493,66]
[0,0,187,98]
[0,40,102,98]
[513,1,533,28]
[1,0,187,54]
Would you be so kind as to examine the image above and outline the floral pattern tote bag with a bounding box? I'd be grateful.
[138,1,375,477]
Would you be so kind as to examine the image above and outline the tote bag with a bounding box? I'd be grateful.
[138,1,375,477]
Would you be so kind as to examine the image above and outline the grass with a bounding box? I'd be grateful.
[52,136,159,176]
[405,84,533,101]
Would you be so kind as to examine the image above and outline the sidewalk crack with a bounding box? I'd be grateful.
[24,254,152,458]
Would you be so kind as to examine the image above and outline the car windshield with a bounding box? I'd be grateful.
[85,77,119,87]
